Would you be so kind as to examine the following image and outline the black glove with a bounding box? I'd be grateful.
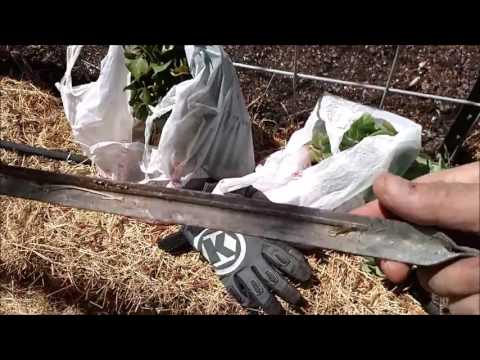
[159,184,312,314]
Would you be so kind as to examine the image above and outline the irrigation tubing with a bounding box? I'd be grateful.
[0,140,91,165]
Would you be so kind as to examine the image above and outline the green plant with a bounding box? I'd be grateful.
[339,113,398,150]
[123,45,191,123]
[361,257,385,277]
[309,131,331,164]
[403,151,450,180]
[309,113,398,164]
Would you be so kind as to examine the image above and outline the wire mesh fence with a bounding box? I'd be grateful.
[80,45,480,160]
[232,46,480,109]
[231,45,480,161]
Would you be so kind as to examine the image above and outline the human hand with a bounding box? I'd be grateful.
[352,162,480,314]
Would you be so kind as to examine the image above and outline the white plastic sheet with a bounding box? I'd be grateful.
[213,94,422,211]
[56,45,255,186]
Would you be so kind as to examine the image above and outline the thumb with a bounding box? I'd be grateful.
[373,173,480,233]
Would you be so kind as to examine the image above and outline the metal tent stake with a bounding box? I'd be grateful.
[0,163,478,267]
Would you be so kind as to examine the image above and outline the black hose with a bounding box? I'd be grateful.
[0,140,91,165]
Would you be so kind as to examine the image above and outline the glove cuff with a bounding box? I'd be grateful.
[158,228,189,252]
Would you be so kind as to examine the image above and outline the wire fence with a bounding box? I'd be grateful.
[82,46,480,159]
[232,45,480,109]
[82,48,480,108]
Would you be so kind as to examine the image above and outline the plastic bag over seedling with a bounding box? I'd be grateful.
[213,94,422,211]
[56,45,255,187]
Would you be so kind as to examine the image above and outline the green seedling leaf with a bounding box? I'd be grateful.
[124,51,138,60]
[133,103,150,122]
[380,121,398,135]
[152,60,173,75]
[339,114,398,151]
[127,57,150,81]
[123,80,142,91]
[309,113,398,165]
[309,129,332,164]
[140,87,153,105]
[124,45,191,125]
[403,151,450,181]
[362,257,385,277]
[123,45,141,59]
[339,114,376,150]
[403,160,431,180]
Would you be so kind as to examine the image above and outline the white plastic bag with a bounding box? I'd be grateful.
[213,94,422,211]
[56,45,255,186]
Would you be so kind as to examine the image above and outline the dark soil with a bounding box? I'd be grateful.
[224,45,480,160]
[1,45,479,161]
[0,45,107,91]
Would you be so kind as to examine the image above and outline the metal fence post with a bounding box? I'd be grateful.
[441,70,480,162]
[292,46,298,120]
[379,45,401,109]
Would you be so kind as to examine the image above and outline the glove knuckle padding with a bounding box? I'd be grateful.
[262,243,312,283]
[253,259,302,305]
[236,267,283,315]
[285,245,306,261]
[224,277,252,307]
